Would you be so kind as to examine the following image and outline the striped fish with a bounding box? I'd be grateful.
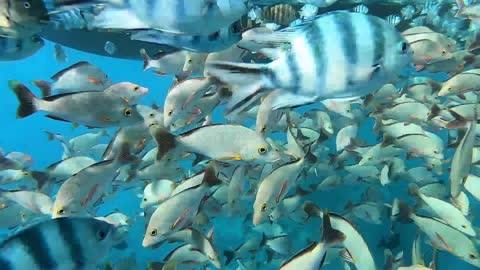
[0,217,116,270]
[206,11,413,114]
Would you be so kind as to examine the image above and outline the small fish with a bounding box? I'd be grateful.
[10,80,144,128]
[438,69,480,96]
[104,41,116,55]
[140,179,177,209]
[279,211,345,270]
[386,15,401,26]
[352,4,368,14]
[32,61,112,95]
[149,124,282,164]
[54,44,67,63]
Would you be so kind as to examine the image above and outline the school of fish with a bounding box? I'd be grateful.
[1,0,480,269]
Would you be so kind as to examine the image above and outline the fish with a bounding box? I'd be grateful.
[0,217,117,270]
[103,82,149,105]
[131,25,241,53]
[53,0,249,36]
[142,166,222,247]
[393,200,480,267]
[52,143,135,218]
[438,69,480,96]
[0,35,44,61]
[32,61,112,95]
[207,11,412,113]
[0,0,49,38]
[10,80,144,128]
[54,44,67,63]
[140,179,177,209]
[149,123,282,164]
[0,189,53,215]
[279,211,345,270]
[449,111,476,198]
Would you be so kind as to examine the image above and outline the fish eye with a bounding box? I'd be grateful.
[400,42,408,53]
[23,1,31,8]
[261,203,267,211]
[143,198,147,201]
[149,113,154,117]
[257,146,267,155]
[462,224,467,228]
[441,50,447,55]
[23,171,29,176]
[133,86,139,91]
[96,229,108,240]
[168,110,173,116]
[261,126,266,133]
[470,253,477,259]
[57,208,65,216]
[124,108,132,117]
[150,229,157,236]
[447,87,452,91]
[433,150,439,154]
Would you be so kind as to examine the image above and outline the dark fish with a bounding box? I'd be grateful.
[0,0,49,38]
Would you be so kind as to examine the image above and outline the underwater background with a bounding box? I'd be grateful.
[0,40,477,269]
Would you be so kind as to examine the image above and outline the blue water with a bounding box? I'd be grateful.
[1,40,478,270]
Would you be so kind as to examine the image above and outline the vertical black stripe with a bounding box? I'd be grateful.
[308,21,326,94]
[367,16,385,65]
[333,12,357,85]
[264,66,280,88]
[17,222,58,269]
[287,49,301,92]
[57,218,85,268]
[334,13,357,65]
[0,256,12,270]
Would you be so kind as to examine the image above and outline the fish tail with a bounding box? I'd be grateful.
[206,61,271,115]
[202,162,223,187]
[116,143,138,165]
[30,171,50,190]
[32,80,52,98]
[9,80,39,118]
[407,183,420,197]
[44,131,56,141]
[455,0,466,17]
[321,210,346,245]
[223,250,236,265]
[427,104,441,121]
[140,49,153,71]
[392,199,413,223]
[303,200,322,220]
[149,125,177,161]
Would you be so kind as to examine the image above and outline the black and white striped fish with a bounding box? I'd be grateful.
[0,217,116,270]
[206,11,413,114]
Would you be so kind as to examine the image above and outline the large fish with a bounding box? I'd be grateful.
[0,0,49,38]
[0,217,117,270]
[207,11,413,113]
[0,35,44,61]
[52,0,248,36]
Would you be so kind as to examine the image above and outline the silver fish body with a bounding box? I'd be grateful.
[0,35,44,61]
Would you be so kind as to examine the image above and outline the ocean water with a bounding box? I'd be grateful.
[0,42,476,270]
[1,2,480,270]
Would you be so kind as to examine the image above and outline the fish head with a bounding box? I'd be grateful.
[425,158,443,175]
[383,35,413,76]
[252,197,276,226]
[7,0,49,28]
[142,224,166,247]
[80,218,117,256]
[242,138,283,165]
[116,105,144,127]
[52,204,69,218]
[163,101,181,128]
[137,105,164,127]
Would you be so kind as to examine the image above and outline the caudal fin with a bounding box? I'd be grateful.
[321,211,346,245]
[206,61,271,115]
[9,80,38,118]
